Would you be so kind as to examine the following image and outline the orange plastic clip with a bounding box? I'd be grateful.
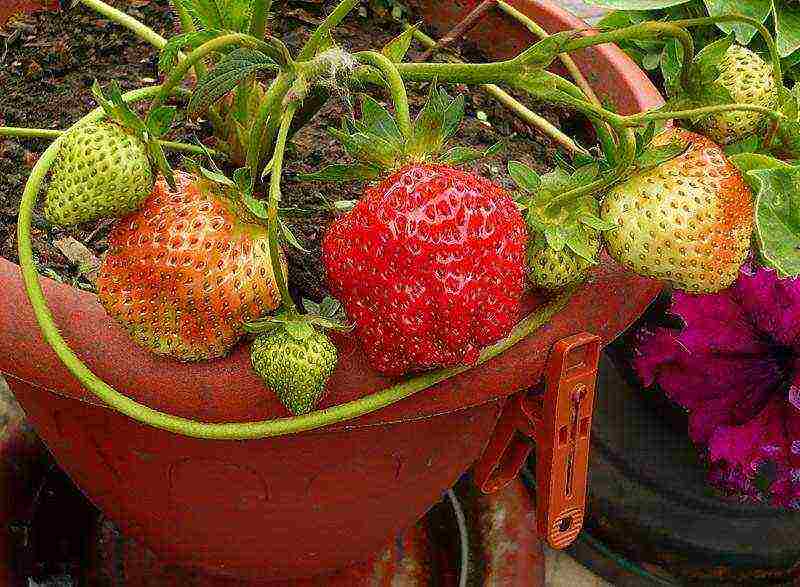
[472,332,601,549]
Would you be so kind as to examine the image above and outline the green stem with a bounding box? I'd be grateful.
[354,51,412,139]
[672,15,782,88]
[542,127,636,214]
[297,0,360,61]
[79,0,167,50]
[168,0,208,80]
[250,0,273,40]
[495,0,601,107]
[409,27,588,156]
[0,127,61,139]
[0,127,226,158]
[247,73,293,184]
[267,103,299,315]
[17,85,576,438]
[561,22,695,91]
[149,33,288,114]
[624,103,783,126]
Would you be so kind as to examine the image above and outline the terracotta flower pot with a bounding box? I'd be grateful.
[0,0,57,26]
[0,0,664,581]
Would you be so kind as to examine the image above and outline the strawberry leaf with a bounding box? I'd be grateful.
[382,25,417,63]
[299,164,381,182]
[243,191,269,219]
[329,127,398,167]
[508,161,542,193]
[748,165,800,277]
[188,48,278,116]
[92,81,148,137]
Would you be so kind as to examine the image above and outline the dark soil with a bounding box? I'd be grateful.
[0,0,569,302]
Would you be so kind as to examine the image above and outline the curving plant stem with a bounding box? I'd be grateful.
[266,103,299,315]
[409,26,589,156]
[16,87,577,439]
[0,127,225,158]
[250,0,273,41]
[79,0,167,49]
[297,0,360,61]
[148,33,291,115]
[355,51,413,139]
[624,103,784,126]
[496,0,601,108]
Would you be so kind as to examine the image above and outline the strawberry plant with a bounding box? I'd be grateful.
[2,0,799,435]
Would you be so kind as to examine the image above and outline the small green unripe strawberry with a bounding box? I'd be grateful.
[527,226,600,291]
[250,326,338,415]
[45,121,153,227]
[696,45,777,145]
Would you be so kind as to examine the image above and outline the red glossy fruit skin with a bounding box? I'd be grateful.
[323,163,528,376]
[97,172,282,361]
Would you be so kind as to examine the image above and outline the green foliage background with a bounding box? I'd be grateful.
[590,0,800,83]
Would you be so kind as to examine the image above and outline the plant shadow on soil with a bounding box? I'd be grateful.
[0,0,576,303]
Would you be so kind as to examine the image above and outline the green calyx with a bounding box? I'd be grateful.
[247,298,348,416]
[244,296,351,337]
[509,160,611,290]
[91,80,177,187]
[301,86,501,182]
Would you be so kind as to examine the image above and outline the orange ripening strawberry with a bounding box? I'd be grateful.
[601,129,754,293]
[97,171,284,361]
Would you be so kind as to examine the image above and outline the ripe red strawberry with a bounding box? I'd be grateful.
[323,163,527,376]
[601,129,754,293]
[97,171,284,361]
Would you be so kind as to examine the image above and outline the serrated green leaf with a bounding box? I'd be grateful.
[749,166,800,277]
[279,219,309,253]
[177,0,225,30]
[724,135,763,156]
[508,161,542,193]
[233,166,253,195]
[382,25,416,63]
[729,153,791,188]
[299,164,381,182]
[188,48,278,116]
[146,106,177,138]
[704,0,771,46]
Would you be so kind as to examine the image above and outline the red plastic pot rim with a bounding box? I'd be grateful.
[0,0,665,430]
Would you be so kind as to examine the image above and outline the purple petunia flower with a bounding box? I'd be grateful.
[634,265,800,509]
